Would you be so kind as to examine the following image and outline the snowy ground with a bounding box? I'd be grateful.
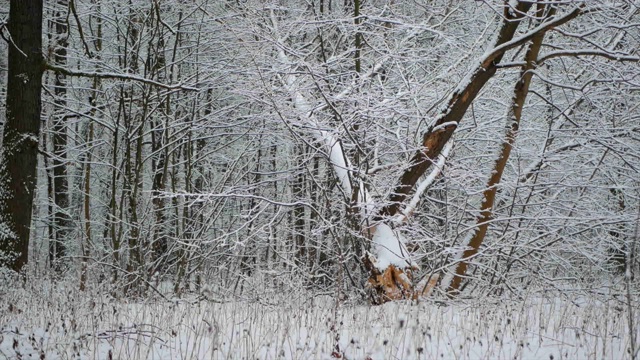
[1,280,638,359]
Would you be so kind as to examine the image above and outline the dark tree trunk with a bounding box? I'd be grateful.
[50,0,70,272]
[150,24,169,276]
[0,0,44,272]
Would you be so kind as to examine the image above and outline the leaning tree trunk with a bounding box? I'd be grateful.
[367,2,535,303]
[0,0,44,272]
[378,2,535,220]
[368,2,584,303]
[445,4,550,296]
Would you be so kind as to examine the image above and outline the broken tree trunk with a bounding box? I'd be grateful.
[363,223,416,304]
[270,3,583,304]
[367,2,584,303]
[366,2,536,303]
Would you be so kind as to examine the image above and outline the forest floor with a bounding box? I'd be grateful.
[0,277,638,360]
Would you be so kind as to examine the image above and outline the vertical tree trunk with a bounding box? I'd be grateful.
[293,145,307,267]
[239,134,264,278]
[122,7,144,294]
[80,114,94,291]
[50,0,71,272]
[79,0,103,291]
[42,131,55,268]
[353,0,362,73]
[149,5,171,276]
[150,114,168,274]
[0,0,44,272]
[107,98,122,284]
[172,140,185,295]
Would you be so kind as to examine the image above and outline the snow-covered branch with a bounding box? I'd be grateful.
[272,11,373,215]
[482,5,584,67]
[539,50,640,64]
[393,140,453,225]
[44,62,199,91]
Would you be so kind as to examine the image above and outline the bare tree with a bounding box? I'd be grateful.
[0,0,44,272]
[47,0,71,273]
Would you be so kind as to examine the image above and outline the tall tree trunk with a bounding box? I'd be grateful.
[80,114,94,291]
[239,133,264,278]
[445,4,550,295]
[293,145,307,267]
[122,6,144,295]
[353,0,362,73]
[149,9,170,276]
[107,97,122,284]
[0,0,44,272]
[79,0,103,291]
[50,0,71,272]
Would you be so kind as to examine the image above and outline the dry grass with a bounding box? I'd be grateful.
[0,276,637,359]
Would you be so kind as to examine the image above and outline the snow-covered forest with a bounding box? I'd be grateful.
[0,0,639,358]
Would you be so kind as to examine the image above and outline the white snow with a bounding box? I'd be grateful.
[276,41,374,218]
[324,132,354,197]
[371,223,415,270]
[395,139,453,225]
[1,280,637,360]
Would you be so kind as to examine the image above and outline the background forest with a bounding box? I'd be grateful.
[0,0,639,358]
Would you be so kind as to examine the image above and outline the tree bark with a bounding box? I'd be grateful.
[50,0,71,272]
[366,2,583,302]
[122,6,144,294]
[446,4,550,295]
[379,2,535,220]
[0,0,44,272]
[366,1,535,303]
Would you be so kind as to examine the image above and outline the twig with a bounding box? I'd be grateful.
[44,62,198,91]
[0,20,27,58]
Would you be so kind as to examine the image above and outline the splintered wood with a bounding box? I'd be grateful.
[364,254,440,304]
[366,264,413,304]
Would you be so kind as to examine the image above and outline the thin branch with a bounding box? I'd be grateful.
[0,21,27,58]
[539,49,640,63]
[366,161,404,175]
[69,0,93,57]
[43,62,198,91]
[154,0,177,34]
[483,5,584,67]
